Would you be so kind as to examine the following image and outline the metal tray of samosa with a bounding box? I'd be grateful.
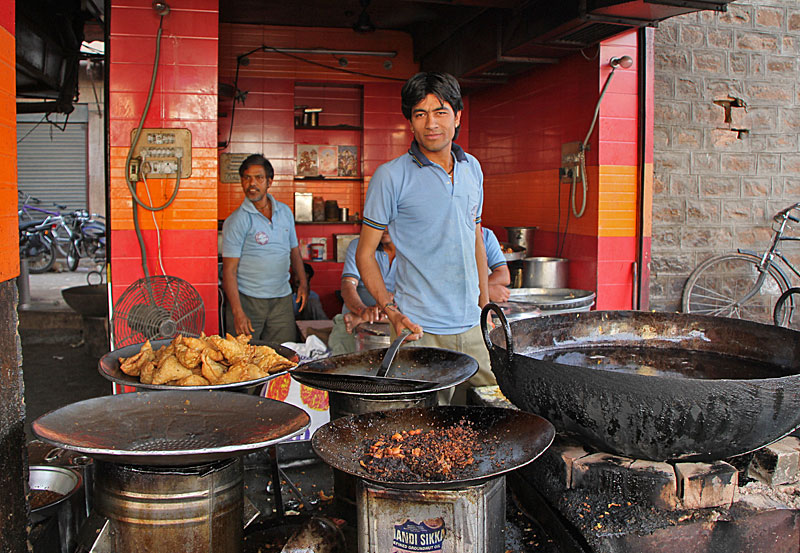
[98,339,298,394]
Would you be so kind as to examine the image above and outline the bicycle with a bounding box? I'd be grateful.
[682,202,800,325]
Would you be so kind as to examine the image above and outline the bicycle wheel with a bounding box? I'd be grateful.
[682,252,790,325]
[774,287,800,329]
[66,242,80,272]
[27,236,56,274]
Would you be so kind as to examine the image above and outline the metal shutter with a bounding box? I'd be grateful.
[17,105,89,211]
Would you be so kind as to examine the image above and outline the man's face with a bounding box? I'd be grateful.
[409,93,461,157]
[380,230,392,246]
[241,165,270,203]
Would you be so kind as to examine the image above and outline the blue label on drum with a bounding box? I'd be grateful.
[392,518,445,552]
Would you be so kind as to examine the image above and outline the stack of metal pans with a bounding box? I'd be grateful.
[497,287,595,322]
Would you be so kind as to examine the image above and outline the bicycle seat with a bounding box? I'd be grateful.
[19,219,47,231]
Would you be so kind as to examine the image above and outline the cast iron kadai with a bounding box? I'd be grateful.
[312,406,555,489]
[98,339,298,394]
[32,391,310,466]
[480,304,800,462]
[290,343,478,397]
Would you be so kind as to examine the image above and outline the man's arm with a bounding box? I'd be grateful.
[341,278,383,329]
[475,224,489,308]
[488,264,511,303]
[357,225,423,339]
[222,257,254,335]
[289,246,308,313]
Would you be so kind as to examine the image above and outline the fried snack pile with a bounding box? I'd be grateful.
[359,420,484,482]
[117,333,296,386]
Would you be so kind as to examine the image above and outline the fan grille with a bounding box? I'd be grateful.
[113,275,205,347]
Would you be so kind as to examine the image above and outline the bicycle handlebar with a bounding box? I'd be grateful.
[774,203,800,224]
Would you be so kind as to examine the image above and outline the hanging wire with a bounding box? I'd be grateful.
[257,45,406,82]
[17,115,47,143]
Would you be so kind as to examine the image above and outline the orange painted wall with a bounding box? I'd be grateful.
[108,0,219,333]
[0,18,17,282]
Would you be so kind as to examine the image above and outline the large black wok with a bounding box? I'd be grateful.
[312,406,555,489]
[481,306,800,462]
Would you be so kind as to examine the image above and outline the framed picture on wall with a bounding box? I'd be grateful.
[337,146,358,177]
[318,145,338,177]
[296,145,319,176]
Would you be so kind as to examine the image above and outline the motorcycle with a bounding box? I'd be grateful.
[19,219,57,274]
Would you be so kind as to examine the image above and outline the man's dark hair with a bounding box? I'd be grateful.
[239,154,275,179]
[401,72,464,121]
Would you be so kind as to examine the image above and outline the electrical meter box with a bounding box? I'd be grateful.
[129,128,192,179]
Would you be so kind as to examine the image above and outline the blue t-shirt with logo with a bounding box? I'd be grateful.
[222,195,298,298]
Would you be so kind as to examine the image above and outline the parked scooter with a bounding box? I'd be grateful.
[19,218,58,274]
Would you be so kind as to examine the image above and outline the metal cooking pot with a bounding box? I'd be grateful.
[354,322,391,352]
[29,465,84,553]
[481,305,800,462]
[522,257,568,288]
[505,226,537,257]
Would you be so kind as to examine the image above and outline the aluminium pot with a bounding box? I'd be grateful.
[504,226,537,257]
[480,305,800,462]
[522,257,568,288]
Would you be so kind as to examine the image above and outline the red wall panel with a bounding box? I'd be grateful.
[469,30,641,309]
[109,0,219,335]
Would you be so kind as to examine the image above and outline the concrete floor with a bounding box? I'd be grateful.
[17,263,110,441]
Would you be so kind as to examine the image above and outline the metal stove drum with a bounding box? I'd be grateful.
[32,390,310,553]
[312,406,555,552]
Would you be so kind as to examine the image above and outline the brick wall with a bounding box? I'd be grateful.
[651,0,800,311]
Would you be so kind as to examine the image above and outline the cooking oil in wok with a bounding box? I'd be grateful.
[534,346,796,380]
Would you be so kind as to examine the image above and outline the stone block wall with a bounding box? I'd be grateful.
[651,0,800,311]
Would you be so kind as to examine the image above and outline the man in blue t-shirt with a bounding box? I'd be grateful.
[221,154,308,344]
[356,72,492,404]
[328,231,396,355]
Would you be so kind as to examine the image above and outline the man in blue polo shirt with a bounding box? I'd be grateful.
[222,154,307,343]
[356,72,492,404]
[328,231,396,355]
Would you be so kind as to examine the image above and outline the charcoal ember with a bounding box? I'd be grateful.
[359,418,491,482]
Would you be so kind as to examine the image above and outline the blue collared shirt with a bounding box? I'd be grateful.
[362,140,483,334]
[222,195,298,298]
[341,238,396,314]
[483,228,507,272]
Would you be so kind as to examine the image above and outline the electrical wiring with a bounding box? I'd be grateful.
[125,12,182,278]
[141,167,168,276]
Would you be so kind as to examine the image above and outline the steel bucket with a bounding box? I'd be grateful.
[481,305,800,461]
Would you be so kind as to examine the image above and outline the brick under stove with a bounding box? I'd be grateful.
[471,386,800,553]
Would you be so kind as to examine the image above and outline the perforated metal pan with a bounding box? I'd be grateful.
[32,391,310,466]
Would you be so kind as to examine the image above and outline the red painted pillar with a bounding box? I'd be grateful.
[108,0,219,336]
